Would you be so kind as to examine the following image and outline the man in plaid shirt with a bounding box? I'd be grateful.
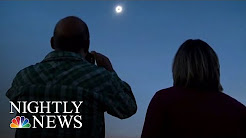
[6,16,137,138]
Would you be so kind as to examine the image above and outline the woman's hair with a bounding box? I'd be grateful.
[172,39,223,91]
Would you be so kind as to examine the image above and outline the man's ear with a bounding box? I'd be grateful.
[50,37,55,49]
[87,40,90,50]
[83,40,90,53]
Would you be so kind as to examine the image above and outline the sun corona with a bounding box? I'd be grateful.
[115,5,123,13]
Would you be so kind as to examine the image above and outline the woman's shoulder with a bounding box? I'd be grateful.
[155,86,184,97]
[217,92,246,110]
[152,87,182,105]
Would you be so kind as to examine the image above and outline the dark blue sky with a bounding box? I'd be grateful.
[0,1,246,138]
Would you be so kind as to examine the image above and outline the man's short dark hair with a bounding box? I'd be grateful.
[53,16,90,53]
[172,39,223,91]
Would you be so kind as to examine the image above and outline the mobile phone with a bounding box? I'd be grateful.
[85,52,95,64]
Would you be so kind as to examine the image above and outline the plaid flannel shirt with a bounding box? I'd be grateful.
[6,51,137,138]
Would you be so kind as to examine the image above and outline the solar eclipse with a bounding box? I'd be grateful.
[115,5,123,13]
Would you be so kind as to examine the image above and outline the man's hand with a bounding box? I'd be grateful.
[91,51,114,72]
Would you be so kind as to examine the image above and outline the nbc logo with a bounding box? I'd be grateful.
[10,116,31,128]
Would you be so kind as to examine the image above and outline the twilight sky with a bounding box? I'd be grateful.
[0,1,246,138]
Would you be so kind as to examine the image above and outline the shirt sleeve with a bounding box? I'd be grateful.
[141,92,167,138]
[102,71,137,119]
[6,71,23,101]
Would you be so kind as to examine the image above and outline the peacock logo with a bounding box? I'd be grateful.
[10,116,31,128]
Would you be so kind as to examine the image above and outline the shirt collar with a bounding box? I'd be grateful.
[42,50,85,62]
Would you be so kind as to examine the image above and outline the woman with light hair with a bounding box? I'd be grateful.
[141,39,246,137]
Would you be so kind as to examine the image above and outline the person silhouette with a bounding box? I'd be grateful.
[6,16,137,138]
[141,39,246,137]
